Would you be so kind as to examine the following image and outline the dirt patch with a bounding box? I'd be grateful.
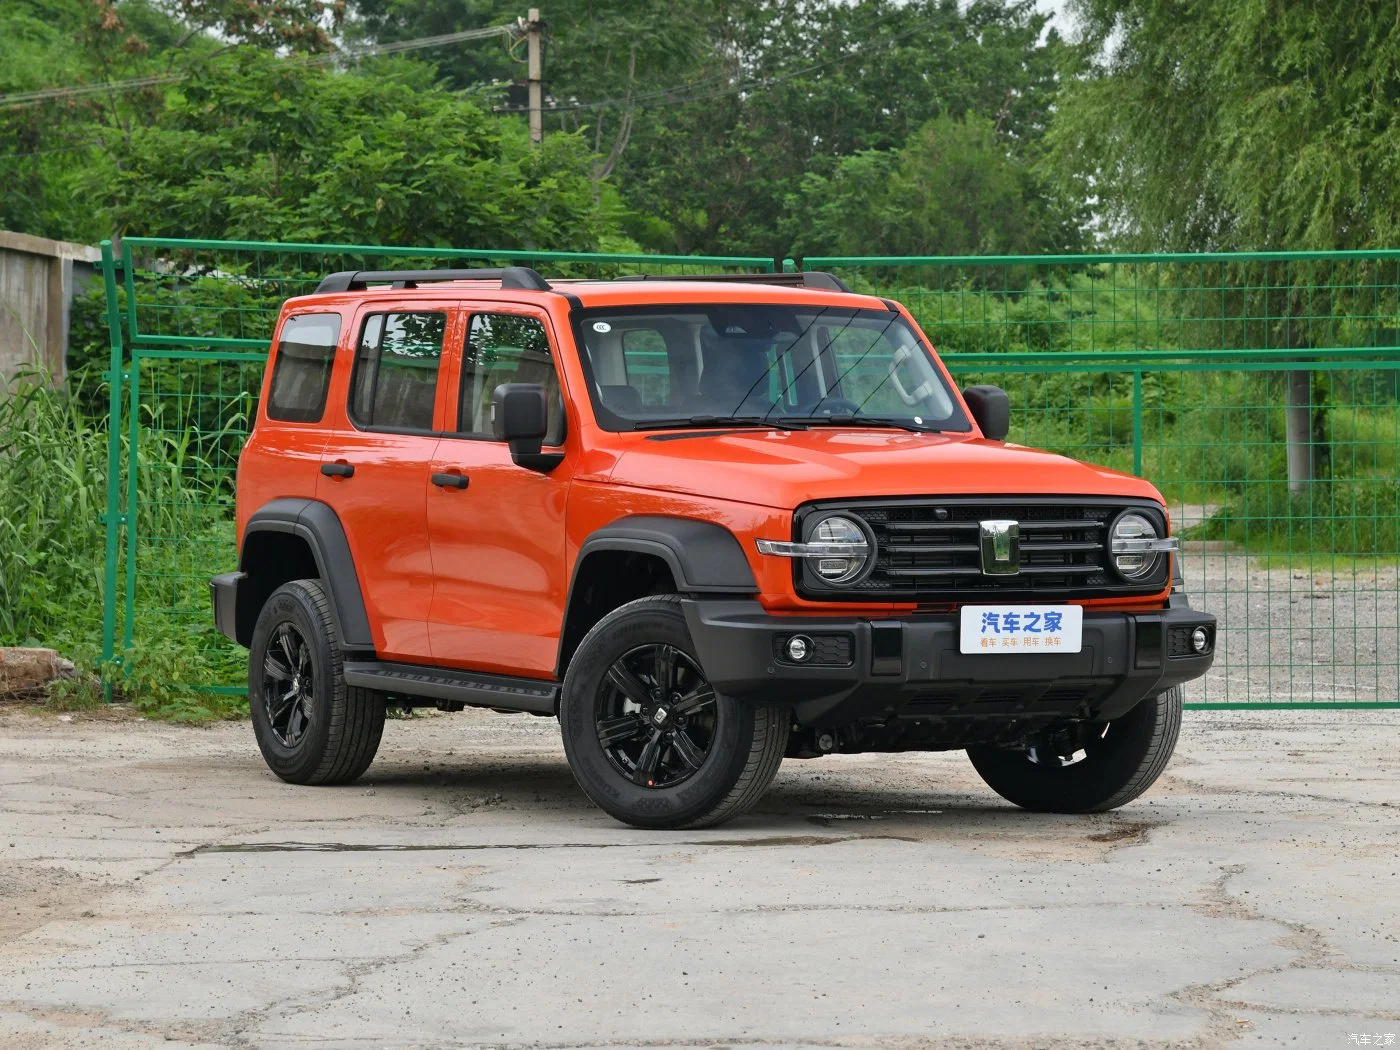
[0,863,106,943]
[1086,819,1165,845]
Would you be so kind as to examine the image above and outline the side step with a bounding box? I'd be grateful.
[342,660,559,716]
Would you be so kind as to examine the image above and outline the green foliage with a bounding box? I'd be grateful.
[1053,0,1400,253]
[790,115,1085,258]
[1187,478,1400,556]
[99,50,615,248]
[0,368,246,720]
[0,373,108,647]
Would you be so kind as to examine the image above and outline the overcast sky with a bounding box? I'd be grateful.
[1036,0,1078,38]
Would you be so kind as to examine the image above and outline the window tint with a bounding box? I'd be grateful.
[350,312,446,431]
[266,313,341,422]
[458,313,565,445]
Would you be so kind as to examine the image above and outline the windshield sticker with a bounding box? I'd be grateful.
[592,321,612,333]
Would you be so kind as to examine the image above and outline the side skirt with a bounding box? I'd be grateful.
[342,660,559,716]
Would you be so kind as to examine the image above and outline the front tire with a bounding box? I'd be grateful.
[248,579,386,786]
[560,595,788,829]
[966,686,1183,812]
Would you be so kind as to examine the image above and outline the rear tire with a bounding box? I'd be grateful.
[248,579,386,786]
[560,595,788,829]
[966,686,1183,812]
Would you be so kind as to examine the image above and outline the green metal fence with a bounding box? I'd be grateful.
[97,237,777,695]
[99,239,1400,709]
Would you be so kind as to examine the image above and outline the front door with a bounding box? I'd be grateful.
[426,307,574,678]
[317,304,458,662]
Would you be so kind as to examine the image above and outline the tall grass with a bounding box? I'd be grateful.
[0,372,107,649]
[0,368,246,719]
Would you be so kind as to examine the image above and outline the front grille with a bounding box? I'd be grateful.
[795,496,1168,603]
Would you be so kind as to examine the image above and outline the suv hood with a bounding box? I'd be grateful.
[605,429,1161,508]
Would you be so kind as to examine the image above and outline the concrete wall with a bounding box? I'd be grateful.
[0,230,103,384]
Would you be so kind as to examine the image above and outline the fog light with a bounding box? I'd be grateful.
[786,635,812,662]
[1191,626,1210,653]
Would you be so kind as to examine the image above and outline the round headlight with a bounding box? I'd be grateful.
[1111,511,1161,579]
[810,515,870,584]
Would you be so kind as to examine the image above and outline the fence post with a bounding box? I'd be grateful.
[98,240,125,697]
[1132,370,1143,476]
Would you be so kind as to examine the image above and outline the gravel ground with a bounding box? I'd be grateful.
[0,706,1396,1049]
[1183,541,1399,704]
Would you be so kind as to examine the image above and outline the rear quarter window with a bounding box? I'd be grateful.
[266,313,342,423]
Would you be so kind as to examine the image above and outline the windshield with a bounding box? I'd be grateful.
[574,305,970,433]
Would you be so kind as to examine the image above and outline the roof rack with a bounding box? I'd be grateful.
[612,271,853,293]
[314,266,551,294]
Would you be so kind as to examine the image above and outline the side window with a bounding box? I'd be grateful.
[458,313,565,445]
[266,313,341,423]
[349,311,446,431]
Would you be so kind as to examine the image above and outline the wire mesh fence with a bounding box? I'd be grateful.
[806,254,1400,707]
[98,239,1400,707]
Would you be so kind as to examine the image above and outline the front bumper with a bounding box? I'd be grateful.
[682,594,1215,728]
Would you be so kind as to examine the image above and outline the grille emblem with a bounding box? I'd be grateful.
[978,519,1020,575]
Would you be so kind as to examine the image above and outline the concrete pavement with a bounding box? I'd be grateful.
[0,708,1396,1049]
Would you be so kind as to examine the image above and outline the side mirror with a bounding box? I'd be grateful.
[962,385,1010,441]
[492,383,562,472]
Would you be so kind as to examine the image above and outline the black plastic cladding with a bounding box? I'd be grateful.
[790,495,1171,603]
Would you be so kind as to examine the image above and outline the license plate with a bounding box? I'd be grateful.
[959,604,1083,654]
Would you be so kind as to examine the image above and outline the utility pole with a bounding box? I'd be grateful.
[527,8,543,145]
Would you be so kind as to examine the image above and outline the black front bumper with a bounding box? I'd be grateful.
[682,594,1215,728]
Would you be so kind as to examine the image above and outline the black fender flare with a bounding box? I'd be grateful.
[241,498,374,650]
[572,515,758,594]
[556,516,758,674]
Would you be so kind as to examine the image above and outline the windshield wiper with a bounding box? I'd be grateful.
[634,415,809,432]
[778,414,944,434]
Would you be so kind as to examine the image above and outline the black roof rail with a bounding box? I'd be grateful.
[612,271,853,293]
[314,266,551,294]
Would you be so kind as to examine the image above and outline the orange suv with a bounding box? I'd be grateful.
[211,267,1215,828]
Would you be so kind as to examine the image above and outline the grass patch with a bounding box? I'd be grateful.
[1185,477,1400,554]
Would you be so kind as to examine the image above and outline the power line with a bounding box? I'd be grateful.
[0,23,517,108]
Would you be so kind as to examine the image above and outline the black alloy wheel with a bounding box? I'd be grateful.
[595,643,717,789]
[261,621,315,747]
[248,579,386,786]
[559,594,789,829]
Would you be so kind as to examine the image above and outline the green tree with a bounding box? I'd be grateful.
[789,114,1085,257]
[1050,0,1400,251]
[94,50,619,248]
[617,0,1077,255]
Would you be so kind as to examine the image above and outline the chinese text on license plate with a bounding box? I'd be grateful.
[959,604,1083,654]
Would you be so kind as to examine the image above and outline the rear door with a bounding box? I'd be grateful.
[316,303,459,662]
[425,305,574,677]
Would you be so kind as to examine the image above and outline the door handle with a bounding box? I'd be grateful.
[321,462,354,478]
[431,472,470,490]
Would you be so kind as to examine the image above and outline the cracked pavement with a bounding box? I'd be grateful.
[0,708,1396,1049]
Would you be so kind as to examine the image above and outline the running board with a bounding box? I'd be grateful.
[342,660,559,715]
